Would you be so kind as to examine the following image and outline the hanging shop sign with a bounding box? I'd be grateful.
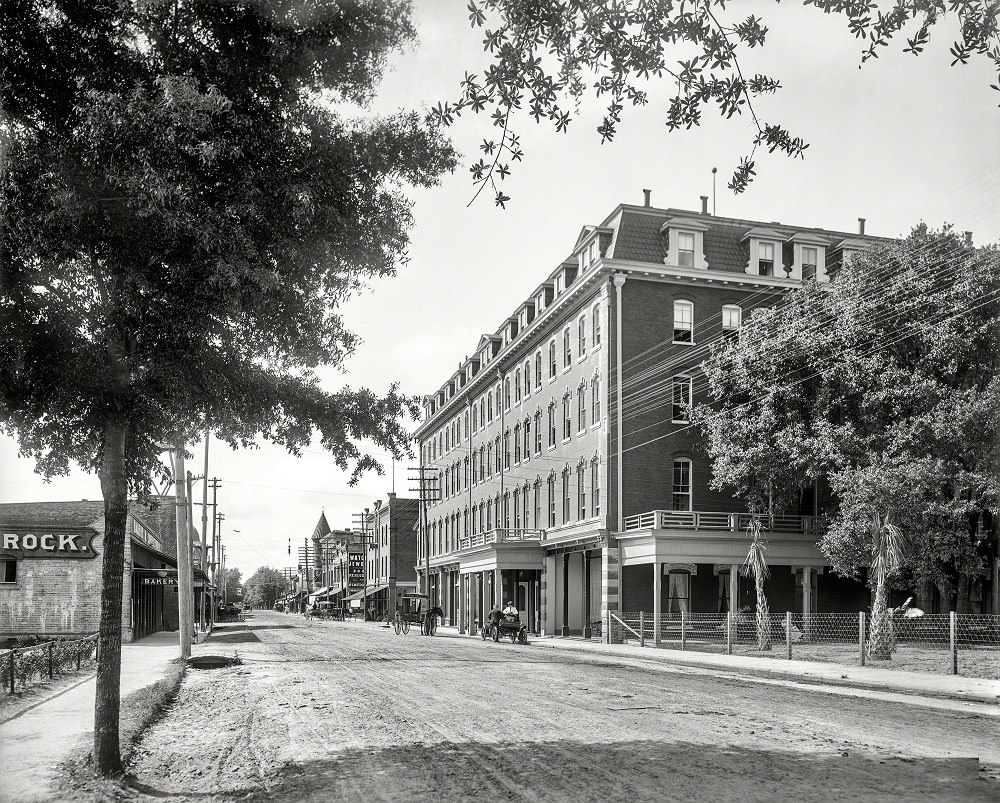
[1,529,98,559]
[142,576,178,586]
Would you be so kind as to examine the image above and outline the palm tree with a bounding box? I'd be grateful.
[741,516,772,651]
[867,512,904,660]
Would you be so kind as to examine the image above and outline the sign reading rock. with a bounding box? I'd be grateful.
[1,530,99,559]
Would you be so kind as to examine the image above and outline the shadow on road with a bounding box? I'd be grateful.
[165,739,990,802]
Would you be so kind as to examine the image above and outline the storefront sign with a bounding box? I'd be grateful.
[347,552,364,591]
[1,530,98,559]
[141,577,178,586]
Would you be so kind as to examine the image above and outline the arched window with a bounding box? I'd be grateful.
[503,430,510,469]
[513,487,521,529]
[535,351,542,388]
[673,299,694,343]
[562,394,571,440]
[504,377,511,410]
[486,442,493,477]
[578,315,586,355]
[514,368,521,403]
[472,403,478,432]
[563,327,572,367]
[487,390,493,421]
[577,462,586,520]
[495,435,502,473]
[593,304,601,345]
[591,457,600,518]
[486,498,493,531]
[577,383,586,432]
[591,375,600,425]
[534,410,542,454]
[548,402,556,447]
[547,474,556,527]
[562,468,571,522]
[672,458,693,511]
[513,423,521,463]
[523,417,531,461]
[524,361,531,397]
[549,340,557,378]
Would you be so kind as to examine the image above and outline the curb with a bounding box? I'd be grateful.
[528,637,1000,706]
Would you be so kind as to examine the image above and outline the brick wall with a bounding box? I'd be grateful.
[616,277,783,519]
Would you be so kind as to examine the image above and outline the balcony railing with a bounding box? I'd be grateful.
[459,528,544,550]
[622,511,822,535]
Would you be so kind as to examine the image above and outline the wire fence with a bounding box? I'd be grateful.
[0,633,99,695]
[603,610,1000,679]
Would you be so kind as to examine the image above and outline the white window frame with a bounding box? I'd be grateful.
[671,375,693,423]
[673,299,694,344]
[721,304,741,342]
[672,458,693,512]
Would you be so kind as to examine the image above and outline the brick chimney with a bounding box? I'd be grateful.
[643,189,651,207]
[858,217,866,235]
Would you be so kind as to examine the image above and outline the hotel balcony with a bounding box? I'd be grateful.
[623,510,822,536]
[459,528,544,551]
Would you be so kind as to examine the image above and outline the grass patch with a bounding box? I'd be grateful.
[55,661,186,801]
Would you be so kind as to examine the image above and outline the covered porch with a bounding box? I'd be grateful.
[454,529,544,635]
[617,511,869,619]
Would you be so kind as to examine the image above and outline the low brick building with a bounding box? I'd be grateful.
[0,499,195,642]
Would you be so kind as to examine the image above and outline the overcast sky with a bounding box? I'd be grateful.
[2,3,998,581]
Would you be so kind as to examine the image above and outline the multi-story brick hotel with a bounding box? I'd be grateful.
[414,194,879,638]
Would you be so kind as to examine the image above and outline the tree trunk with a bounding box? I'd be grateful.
[94,418,128,776]
[866,571,893,661]
[755,572,771,651]
[956,574,970,614]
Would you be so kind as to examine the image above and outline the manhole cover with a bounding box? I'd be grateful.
[187,655,238,669]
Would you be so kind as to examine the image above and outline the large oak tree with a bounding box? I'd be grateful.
[1,0,454,774]
[694,227,1000,658]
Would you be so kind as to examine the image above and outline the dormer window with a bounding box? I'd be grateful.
[662,217,709,270]
[787,233,830,282]
[743,227,787,278]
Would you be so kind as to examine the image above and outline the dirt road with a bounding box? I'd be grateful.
[116,611,998,801]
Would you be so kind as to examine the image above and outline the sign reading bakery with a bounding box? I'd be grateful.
[1,529,99,559]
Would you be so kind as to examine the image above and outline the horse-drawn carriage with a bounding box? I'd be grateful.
[481,613,528,644]
[393,593,443,636]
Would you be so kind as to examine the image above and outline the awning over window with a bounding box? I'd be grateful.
[307,584,343,602]
[342,583,389,602]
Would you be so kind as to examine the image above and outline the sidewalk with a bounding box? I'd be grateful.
[0,631,185,803]
[527,633,1000,706]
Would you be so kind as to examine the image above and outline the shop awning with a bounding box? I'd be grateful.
[342,583,389,602]
[307,584,343,602]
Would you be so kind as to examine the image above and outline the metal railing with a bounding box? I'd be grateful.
[621,511,822,535]
[1,633,99,694]
[605,610,999,679]
[459,528,544,550]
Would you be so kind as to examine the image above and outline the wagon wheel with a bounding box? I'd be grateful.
[428,616,438,636]
[481,624,488,641]
[509,629,518,644]
[491,625,499,642]
[393,614,401,635]
[401,618,410,635]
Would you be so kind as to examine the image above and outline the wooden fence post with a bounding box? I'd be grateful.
[639,611,645,648]
[76,640,81,670]
[785,612,792,660]
[726,611,733,655]
[680,610,686,651]
[949,611,958,675]
[48,642,53,679]
[8,649,14,694]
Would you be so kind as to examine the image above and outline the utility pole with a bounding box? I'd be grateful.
[209,479,221,626]
[352,509,370,618]
[408,466,439,597]
[172,448,193,660]
[200,432,209,632]
[221,545,227,605]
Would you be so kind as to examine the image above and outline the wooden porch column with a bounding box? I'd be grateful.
[802,566,813,616]
[561,553,569,636]
[582,550,592,638]
[653,560,661,646]
[729,564,740,613]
